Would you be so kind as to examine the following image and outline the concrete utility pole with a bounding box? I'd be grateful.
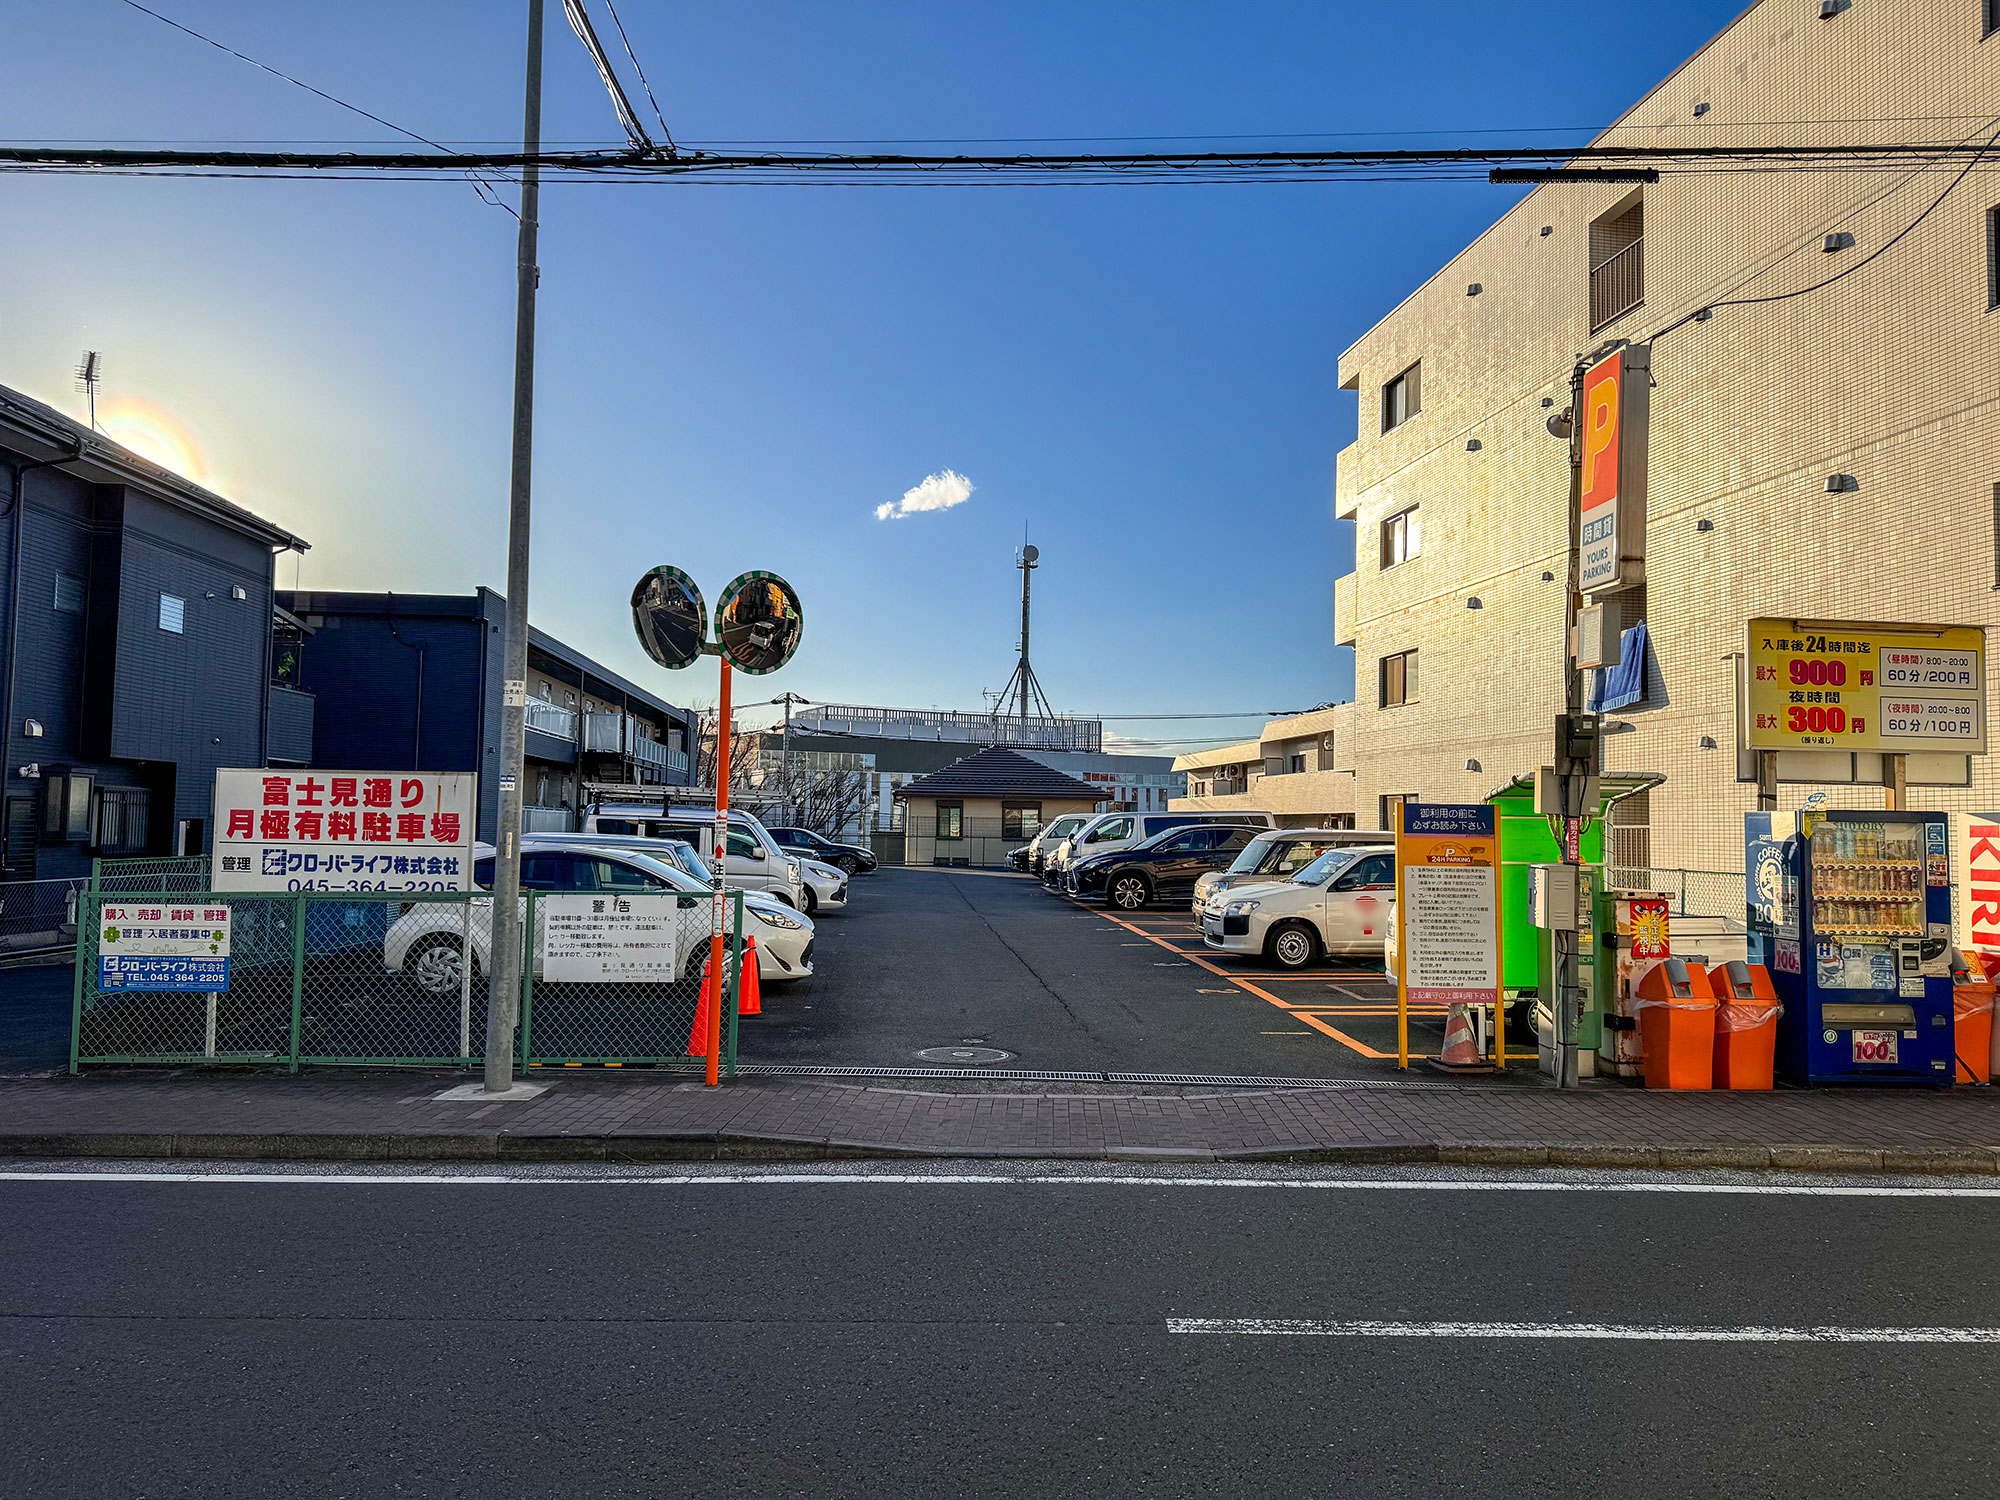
[1553,356,1588,1091]
[482,0,544,1096]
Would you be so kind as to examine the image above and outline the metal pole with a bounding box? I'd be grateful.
[1017,559,1033,721]
[1553,357,1588,1090]
[782,690,794,817]
[482,0,543,1095]
[707,660,732,1087]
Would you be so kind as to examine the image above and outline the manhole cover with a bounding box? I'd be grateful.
[916,1046,1014,1064]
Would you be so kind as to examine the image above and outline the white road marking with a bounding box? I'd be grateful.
[4,1171,2000,1197]
[1168,1318,2000,1343]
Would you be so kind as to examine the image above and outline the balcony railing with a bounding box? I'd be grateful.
[1589,236,1644,331]
[525,701,578,741]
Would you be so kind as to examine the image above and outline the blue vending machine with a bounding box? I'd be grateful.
[1746,809,1954,1085]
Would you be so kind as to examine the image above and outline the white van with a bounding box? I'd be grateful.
[580,802,806,908]
[1045,809,1275,886]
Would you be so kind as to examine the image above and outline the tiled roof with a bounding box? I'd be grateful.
[891,746,1103,802]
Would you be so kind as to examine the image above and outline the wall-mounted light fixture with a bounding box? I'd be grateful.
[1541,571,1556,582]
[1823,231,1855,253]
[1467,597,1484,609]
[1466,438,1482,451]
[1541,397,1554,408]
[1692,102,1711,117]
[1467,283,1483,296]
[1465,759,1482,773]
[232,585,247,601]
[1826,474,1859,493]
[1698,736,1719,750]
[22,719,41,738]
[1539,226,1553,237]
[1695,518,1715,532]
[1693,307,1713,322]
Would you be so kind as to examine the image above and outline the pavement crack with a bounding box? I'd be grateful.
[943,874,1110,1040]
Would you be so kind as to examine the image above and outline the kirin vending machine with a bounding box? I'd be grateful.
[1745,809,1954,1085]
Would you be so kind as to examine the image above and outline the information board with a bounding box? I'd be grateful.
[1395,803,1502,1041]
[540,894,680,982]
[99,902,231,992]
[1745,619,1987,754]
[212,770,477,892]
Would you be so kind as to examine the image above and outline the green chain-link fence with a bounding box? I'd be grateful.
[72,887,745,1074]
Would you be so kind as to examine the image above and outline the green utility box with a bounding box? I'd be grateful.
[1484,773,1661,1058]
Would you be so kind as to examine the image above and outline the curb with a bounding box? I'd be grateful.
[0,1131,1996,1174]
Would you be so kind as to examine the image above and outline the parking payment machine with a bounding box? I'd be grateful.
[1746,810,1954,1085]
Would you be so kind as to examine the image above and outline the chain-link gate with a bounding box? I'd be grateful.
[72,887,745,1075]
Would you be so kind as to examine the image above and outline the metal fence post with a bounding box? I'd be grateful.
[289,892,307,1073]
[518,891,536,1069]
[726,890,742,1078]
[68,891,92,1074]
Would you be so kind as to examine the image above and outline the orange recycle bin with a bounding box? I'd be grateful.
[1951,950,1996,1085]
[1634,959,1717,1090]
[1711,960,1781,1091]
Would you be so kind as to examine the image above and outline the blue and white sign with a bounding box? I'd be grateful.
[98,903,231,992]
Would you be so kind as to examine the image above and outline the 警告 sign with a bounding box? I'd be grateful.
[99,902,230,992]
[212,770,476,892]
[1577,344,1650,596]
[1745,619,1986,754]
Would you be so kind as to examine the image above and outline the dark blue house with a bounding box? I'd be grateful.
[279,589,699,843]
[0,383,310,881]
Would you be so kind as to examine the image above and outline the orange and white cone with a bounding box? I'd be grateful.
[1438,1003,1482,1067]
[737,935,762,1017]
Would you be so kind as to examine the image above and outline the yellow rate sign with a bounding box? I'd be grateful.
[1746,618,1986,755]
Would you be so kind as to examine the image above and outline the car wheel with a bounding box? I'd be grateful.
[803,887,818,915]
[1265,922,1321,972]
[405,934,473,997]
[1109,873,1151,911]
[836,854,862,875]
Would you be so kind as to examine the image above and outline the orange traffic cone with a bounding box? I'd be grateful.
[737,936,762,1016]
[1438,1003,1482,1067]
[685,953,713,1057]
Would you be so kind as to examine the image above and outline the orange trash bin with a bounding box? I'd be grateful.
[1634,958,1717,1090]
[1712,960,1781,1091]
[1951,950,1996,1085]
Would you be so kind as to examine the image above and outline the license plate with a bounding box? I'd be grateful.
[1852,1029,1900,1065]
[1202,917,1222,935]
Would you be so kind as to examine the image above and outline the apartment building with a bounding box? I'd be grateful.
[1171,706,1357,827]
[1332,0,2000,881]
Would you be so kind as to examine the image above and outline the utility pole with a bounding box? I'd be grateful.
[1552,356,1589,1091]
[1016,550,1034,720]
[482,0,543,1096]
[772,690,810,817]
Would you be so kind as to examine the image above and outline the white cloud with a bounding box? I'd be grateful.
[876,468,974,521]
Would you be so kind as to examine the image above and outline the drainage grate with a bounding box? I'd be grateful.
[731,1063,1462,1089]
[1103,1073,1460,1091]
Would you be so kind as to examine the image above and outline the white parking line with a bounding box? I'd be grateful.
[1167,1319,2000,1343]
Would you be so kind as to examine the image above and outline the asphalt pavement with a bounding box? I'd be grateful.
[6,1160,1999,1498]
[749,867,1448,1080]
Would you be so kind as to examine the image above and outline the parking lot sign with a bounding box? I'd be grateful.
[1395,803,1502,1069]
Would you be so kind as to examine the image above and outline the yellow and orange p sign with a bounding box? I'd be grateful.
[1577,349,1628,592]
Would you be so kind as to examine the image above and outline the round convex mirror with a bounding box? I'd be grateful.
[714,571,804,674]
[630,565,707,671]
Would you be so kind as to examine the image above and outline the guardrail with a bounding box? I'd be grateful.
[72,888,745,1074]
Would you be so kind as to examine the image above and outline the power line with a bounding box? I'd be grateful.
[600,0,677,154]
[561,0,653,150]
[112,0,517,215]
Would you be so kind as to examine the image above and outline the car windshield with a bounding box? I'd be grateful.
[1290,848,1362,887]
[590,848,704,893]
[1226,834,1283,874]
[1041,817,1084,843]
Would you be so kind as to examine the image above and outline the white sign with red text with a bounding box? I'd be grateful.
[212,770,476,892]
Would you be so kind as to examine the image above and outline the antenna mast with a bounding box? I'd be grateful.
[994,543,1057,732]
[75,352,102,431]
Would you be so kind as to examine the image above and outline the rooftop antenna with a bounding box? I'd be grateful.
[74,351,102,431]
[994,542,1057,734]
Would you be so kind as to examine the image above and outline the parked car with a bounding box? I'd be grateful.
[1198,844,1395,970]
[766,825,878,876]
[1190,828,1395,916]
[579,802,806,907]
[1011,812,1091,875]
[1067,824,1260,910]
[386,843,814,995]
[1045,810,1275,888]
[512,830,846,915]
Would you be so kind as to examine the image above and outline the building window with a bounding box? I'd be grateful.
[1289,754,1306,775]
[1002,802,1042,840]
[935,802,963,840]
[1381,362,1421,433]
[53,574,84,615]
[1589,195,1645,331]
[1380,505,1420,568]
[158,594,185,634]
[1608,789,1652,877]
[1380,793,1413,831]
[95,787,151,856]
[1989,0,2000,38]
[1379,649,1418,709]
[1989,206,2000,309]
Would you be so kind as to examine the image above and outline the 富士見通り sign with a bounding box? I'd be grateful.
[98,903,230,991]
[211,770,477,892]
[1745,619,1987,754]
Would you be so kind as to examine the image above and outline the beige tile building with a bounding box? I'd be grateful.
[1170,706,1360,826]
[1333,0,2000,885]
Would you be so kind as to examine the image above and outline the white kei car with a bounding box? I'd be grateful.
[1199,845,1396,971]
[385,845,814,996]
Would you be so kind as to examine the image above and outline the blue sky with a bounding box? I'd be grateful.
[0,1,1745,751]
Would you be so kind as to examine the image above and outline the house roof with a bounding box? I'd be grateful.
[0,382,310,552]
[891,746,1103,802]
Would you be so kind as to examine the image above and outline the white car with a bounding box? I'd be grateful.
[386,844,814,995]
[794,857,849,916]
[1190,828,1396,916]
[579,802,807,908]
[1199,845,1396,970]
[511,831,845,916]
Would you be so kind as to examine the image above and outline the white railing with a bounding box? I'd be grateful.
[581,712,624,753]
[524,701,578,741]
[630,736,669,769]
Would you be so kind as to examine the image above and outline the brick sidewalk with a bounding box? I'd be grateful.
[2,1069,2000,1171]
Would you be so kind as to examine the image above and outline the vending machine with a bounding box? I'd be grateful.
[1745,809,1954,1085]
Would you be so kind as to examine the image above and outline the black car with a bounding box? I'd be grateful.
[766,826,878,876]
[1068,824,1259,911]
